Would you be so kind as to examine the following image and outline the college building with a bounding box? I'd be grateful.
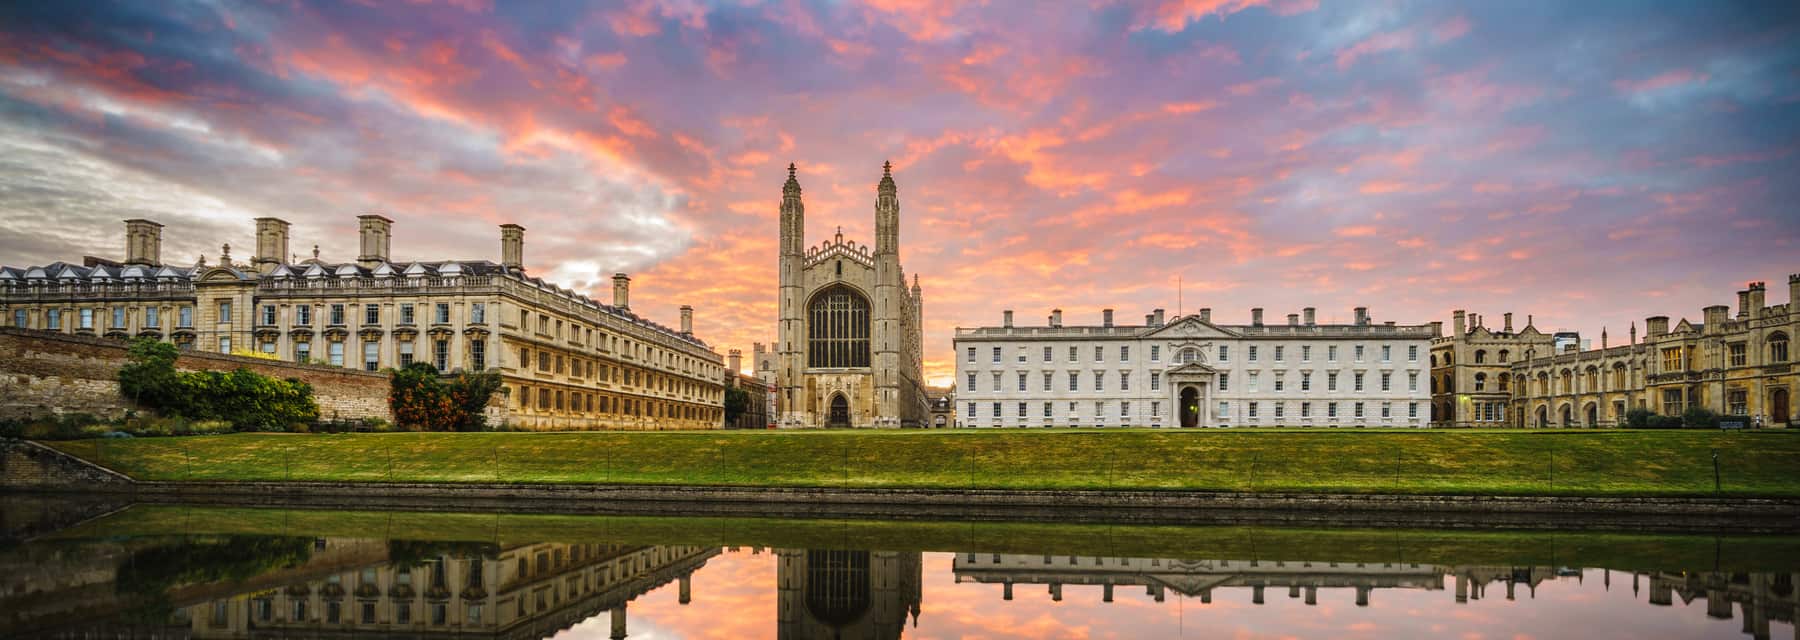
[953,306,1433,428]
[1433,276,1796,428]
[0,216,727,430]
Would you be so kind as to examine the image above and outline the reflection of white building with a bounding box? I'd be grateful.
[184,541,716,640]
[777,549,922,640]
[954,307,1431,427]
[953,554,1443,607]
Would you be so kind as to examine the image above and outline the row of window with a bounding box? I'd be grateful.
[514,384,716,421]
[12,306,195,330]
[966,370,1420,393]
[222,336,475,372]
[521,307,713,377]
[968,344,1421,365]
[258,302,478,327]
[517,346,713,399]
[966,400,1422,420]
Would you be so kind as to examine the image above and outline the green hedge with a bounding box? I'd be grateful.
[117,339,319,431]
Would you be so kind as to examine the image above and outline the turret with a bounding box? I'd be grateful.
[1746,281,1766,318]
[776,163,805,427]
[875,160,898,255]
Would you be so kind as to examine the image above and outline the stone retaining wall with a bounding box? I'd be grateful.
[0,440,132,489]
[0,328,390,422]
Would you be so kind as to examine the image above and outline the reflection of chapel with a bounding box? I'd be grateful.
[777,549,922,639]
[773,162,928,428]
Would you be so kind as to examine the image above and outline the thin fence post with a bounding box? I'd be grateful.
[493,446,500,483]
[1711,448,1721,493]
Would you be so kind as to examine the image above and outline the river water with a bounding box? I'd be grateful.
[2,499,1794,639]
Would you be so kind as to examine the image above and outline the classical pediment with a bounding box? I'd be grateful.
[1146,574,1237,597]
[1143,315,1240,339]
[1164,362,1218,376]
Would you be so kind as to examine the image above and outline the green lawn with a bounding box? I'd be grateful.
[47,428,1800,497]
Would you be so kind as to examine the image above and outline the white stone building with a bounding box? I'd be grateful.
[953,306,1433,428]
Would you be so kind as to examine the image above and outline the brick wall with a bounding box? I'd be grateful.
[0,328,391,423]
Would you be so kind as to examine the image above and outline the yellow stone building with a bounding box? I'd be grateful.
[0,216,726,430]
[1437,276,1796,428]
[1508,278,1796,427]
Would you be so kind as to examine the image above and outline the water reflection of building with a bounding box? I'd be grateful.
[182,540,717,640]
[953,554,1444,607]
[1644,571,1797,640]
[777,549,922,640]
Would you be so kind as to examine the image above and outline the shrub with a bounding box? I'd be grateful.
[389,363,503,432]
[116,337,319,432]
[1624,408,1654,429]
[1682,407,1721,429]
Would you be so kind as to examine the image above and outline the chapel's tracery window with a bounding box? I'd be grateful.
[808,285,870,368]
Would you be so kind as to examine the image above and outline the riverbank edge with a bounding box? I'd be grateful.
[21,478,1800,520]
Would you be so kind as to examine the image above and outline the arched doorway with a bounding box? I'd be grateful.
[1179,386,1200,428]
[1535,405,1548,429]
[1773,388,1791,426]
[1584,402,1598,428]
[827,393,851,427]
[1560,404,1573,428]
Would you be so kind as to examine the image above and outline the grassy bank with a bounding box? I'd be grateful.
[47,428,1800,497]
[52,505,1800,571]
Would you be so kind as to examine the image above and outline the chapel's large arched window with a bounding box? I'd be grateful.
[808,285,870,368]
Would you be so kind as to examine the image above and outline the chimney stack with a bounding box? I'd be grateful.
[1153,308,1165,326]
[1303,307,1316,326]
[500,224,525,271]
[1003,310,1014,328]
[1453,310,1467,337]
[1251,308,1263,326]
[1430,320,1444,337]
[1200,308,1211,323]
[123,219,164,266]
[1050,309,1062,327]
[1354,307,1369,326]
[253,218,290,272]
[1703,305,1728,334]
[1790,274,1800,314]
[357,214,393,266]
[1746,281,1767,318]
[612,273,631,310]
[1102,309,1114,328]
[1287,313,1299,326]
[680,305,693,334]
[728,349,742,373]
[1645,316,1669,337]
[1145,313,1154,326]
[1503,312,1514,333]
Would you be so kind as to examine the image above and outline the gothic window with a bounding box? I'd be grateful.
[1771,332,1790,363]
[807,285,870,368]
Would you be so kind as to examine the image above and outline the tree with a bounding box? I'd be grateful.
[389,363,502,431]
[724,386,752,425]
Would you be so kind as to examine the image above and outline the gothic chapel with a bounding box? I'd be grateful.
[775,162,928,427]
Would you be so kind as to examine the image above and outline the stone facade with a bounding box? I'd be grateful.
[955,306,1432,427]
[724,349,774,429]
[775,163,928,428]
[0,327,392,423]
[1506,277,1797,427]
[1432,276,1799,428]
[1,216,726,431]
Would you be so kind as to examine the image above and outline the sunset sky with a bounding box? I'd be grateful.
[1,0,1796,385]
